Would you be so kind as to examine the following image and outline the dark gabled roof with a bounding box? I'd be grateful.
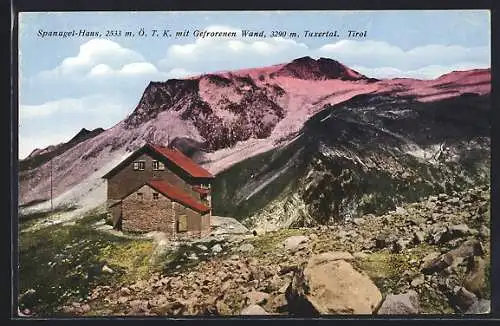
[102,143,214,179]
[147,180,210,214]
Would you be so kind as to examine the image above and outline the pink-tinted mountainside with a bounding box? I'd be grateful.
[19,56,491,209]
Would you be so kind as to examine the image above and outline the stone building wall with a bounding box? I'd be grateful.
[121,184,176,235]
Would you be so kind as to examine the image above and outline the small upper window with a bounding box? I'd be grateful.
[133,161,145,171]
[153,193,159,200]
[137,192,143,199]
[152,160,165,171]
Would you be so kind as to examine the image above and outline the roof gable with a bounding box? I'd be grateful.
[102,143,214,180]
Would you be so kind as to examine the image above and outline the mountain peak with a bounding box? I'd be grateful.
[271,56,370,81]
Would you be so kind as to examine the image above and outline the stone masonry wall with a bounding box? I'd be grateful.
[122,184,176,235]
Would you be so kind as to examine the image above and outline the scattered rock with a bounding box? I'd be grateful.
[211,244,223,253]
[118,296,129,304]
[377,290,420,314]
[240,304,269,315]
[421,240,483,274]
[215,300,231,315]
[478,225,490,238]
[428,195,438,202]
[419,252,441,271]
[392,239,407,253]
[352,217,365,225]
[438,193,449,201]
[196,244,208,251]
[101,265,114,274]
[245,291,270,305]
[309,251,354,264]
[430,227,448,244]
[238,243,255,253]
[187,253,199,260]
[447,224,471,238]
[463,257,488,297]
[129,300,150,314]
[451,286,478,312]
[287,253,382,314]
[410,274,425,288]
[120,287,131,295]
[412,231,425,244]
[283,236,309,252]
[465,299,490,314]
[395,207,407,215]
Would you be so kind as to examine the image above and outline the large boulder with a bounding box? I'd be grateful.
[421,239,483,274]
[286,252,382,315]
[463,257,488,298]
[377,290,420,314]
[451,286,478,312]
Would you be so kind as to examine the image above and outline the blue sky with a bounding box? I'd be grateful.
[18,10,491,159]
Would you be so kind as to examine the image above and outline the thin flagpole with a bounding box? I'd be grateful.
[50,158,53,211]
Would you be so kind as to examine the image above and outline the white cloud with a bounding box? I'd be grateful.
[316,40,490,70]
[352,62,491,80]
[57,39,144,75]
[33,39,160,83]
[20,94,128,119]
[157,25,489,79]
[87,62,159,78]
[159,25,309,72]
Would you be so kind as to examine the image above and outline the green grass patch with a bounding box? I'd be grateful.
[18,213,154,316]
[354,244,456,314]
[19,205,78,229]
[245,228,305,257]
[99,240,154,283]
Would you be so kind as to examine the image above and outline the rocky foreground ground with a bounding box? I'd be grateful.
[56,186,490,316]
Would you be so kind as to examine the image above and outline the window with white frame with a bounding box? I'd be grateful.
[152,160,165,171]
[133,161,145,171]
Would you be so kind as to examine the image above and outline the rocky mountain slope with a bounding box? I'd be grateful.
[51,186,490,316]
[18,57,490,219]
[212,92,490,229]
[20,128,105,174]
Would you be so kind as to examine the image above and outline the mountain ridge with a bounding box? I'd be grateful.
[19,57,491,220]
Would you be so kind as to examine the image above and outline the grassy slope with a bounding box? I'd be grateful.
[18,212,154,316]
